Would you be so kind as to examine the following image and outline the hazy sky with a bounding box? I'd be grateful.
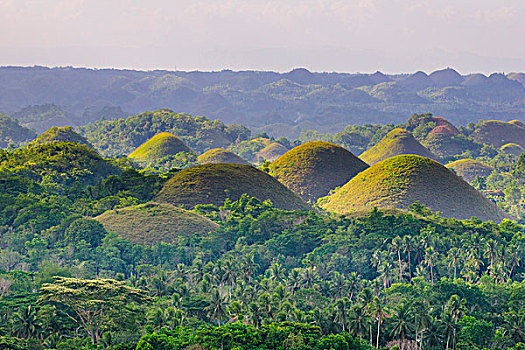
[1,0,524,73]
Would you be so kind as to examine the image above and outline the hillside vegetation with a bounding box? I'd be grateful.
[32,126,93,148]
[359,128,436,165]
[96,202,218,245]
[322,155,508,222]
[128,132,192,163]
[0,113,36,147]
[269,141,368,202]
[197,148,249,165]
[155,163,309,210]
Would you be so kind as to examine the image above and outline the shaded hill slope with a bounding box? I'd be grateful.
[445,159,493,183]
[0,113,36,147]
[269,141,368,202]
[197,148,249,165]
[321,155,508,222]
[471,120,525,148]
[155,163,309,210]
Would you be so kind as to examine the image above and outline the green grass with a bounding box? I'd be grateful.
[155,163,309,210]
[95,202,218,245]
[33,126,92,148]
[197,148,249,165]
[359,128,436,165]
[269,141,368,202]
[256,142,288,162]
[446,159,493,183]
[129,132,192,162]
[472,120,525,148]
[321,154,508,222]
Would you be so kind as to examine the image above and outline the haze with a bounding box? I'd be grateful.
[1,0,524,73]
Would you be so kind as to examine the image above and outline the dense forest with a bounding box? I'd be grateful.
[0,103,524,349]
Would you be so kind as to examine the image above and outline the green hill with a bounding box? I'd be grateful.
[445,159,493,183]
[155,163,309,211]
[129,132,192,163]
[256,142,288,162]
[33,126,93,147]
[95,202,218,245]
[501,143,525,157]
[0,113,36,147]
[359,128,437,165]
[197,148,249,165]
[269,141,369,202]
[0,142,120,185]
[471,120,525,148]
[321,155,508,222]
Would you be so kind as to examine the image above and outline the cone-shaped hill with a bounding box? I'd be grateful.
[256,142,288,162]
[359,128,437,165]
[96,203,218,246]
[321,155,508,222]
[129,132,192,163]
[446,159,493,183]
[155,163,309,210]
[33,126,93,148]
[197,148,249,165]
[501,143,525,157]
[269,141,369,202]
[471,120,525,148]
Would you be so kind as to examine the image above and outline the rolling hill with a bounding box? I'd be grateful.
[269,141,369,202]
[95,202,218,245]
[155,163,309,210]
[321,155,508,222]
[471,120,525,148]
[445,159,494,183]
[256,142,289,162]
[33,126,93,148]
[359,128,437,165]
[501,143,525,157]
[197,148,249,165]
[128,132,192,163]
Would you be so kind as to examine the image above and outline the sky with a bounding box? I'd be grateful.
[0,0,524,74]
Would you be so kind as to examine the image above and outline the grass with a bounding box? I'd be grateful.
[472,120,525,148]
[256,142,288,162]
[445,159,493,183]
[129,132,192,162]
[95,202,218,245]
[155,163,309,210]
[321,154,508,222]
[269,141,368,202]
[197,148,249,165]
[359,128,436,165]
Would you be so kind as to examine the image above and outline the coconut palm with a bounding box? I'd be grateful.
[390,301,413,349]
[348,303,368,339]
[334,298,351,331]
[207,289,229,326]
[11,305,39,339]
[503,310,525,344]
[371,296,387,349]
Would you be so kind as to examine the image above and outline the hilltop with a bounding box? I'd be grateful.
[501,143,525,157]
[95,202,218,245]
[256,142,289,162]
[155,163,309,211]
[321,155,508,222]
[197,148,249,165]
[269,141,368,202]
[471,120,525,148]
[33,126,93,148]
[359,128,436,165]
[446,159,493,183]
[129,132,192,163]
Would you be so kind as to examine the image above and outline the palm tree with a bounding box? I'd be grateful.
[331,271,348,300]
[347,272,360,301]
[401,235,414,280]
[378,262,394,288]
[445,295,467,349]
[334,298,351,331]
[411,299,430,350]
[391,236,404,282]
[371,296,387,349]
[248,302,262,328]
[207,289,229,326]
[288,269,301,295]
[269,263,285,283]
[447,247,460,280]
[390,301,413,350]
[422,316,443,349]
[503,310,525,344]
[348,304,368,339]
[11,305,39,339]
[424,247,439,285]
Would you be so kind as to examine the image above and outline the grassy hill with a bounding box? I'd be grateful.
[501,143,525,157]
[445,159,494,183]
[129,132,192,163]
[321,155,508,222]
[359,128,437,165]
[0,113,36,147]
[155,163,309,211]
[269,141,368,202]
[471,120,525,148]
[95,202,218,245]
[33,126,93,148]
[256,142,288,162]
[197,148,249,165]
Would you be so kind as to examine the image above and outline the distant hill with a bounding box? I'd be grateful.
[501,143,525,157]
[33,126,93,148]
[197,148,249,165]
[1,66,524,139]
[269,141,368,202]
[0,113,36,147]
[155,163,309,211]
[359,128,436,165]
[96,202,218,245]
[321,155,508,222]
[446,159,493,183]
[256,142,289,162]
[471,120,525,148]
[0,142,120,185]
[129,132,192,163]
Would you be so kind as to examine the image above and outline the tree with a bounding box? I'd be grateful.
[207,289,229,326]
[11,306,39,339]
[38,277,150,344]
[390,301,412,349]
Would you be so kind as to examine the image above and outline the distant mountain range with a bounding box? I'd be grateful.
[0,66,524,137]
